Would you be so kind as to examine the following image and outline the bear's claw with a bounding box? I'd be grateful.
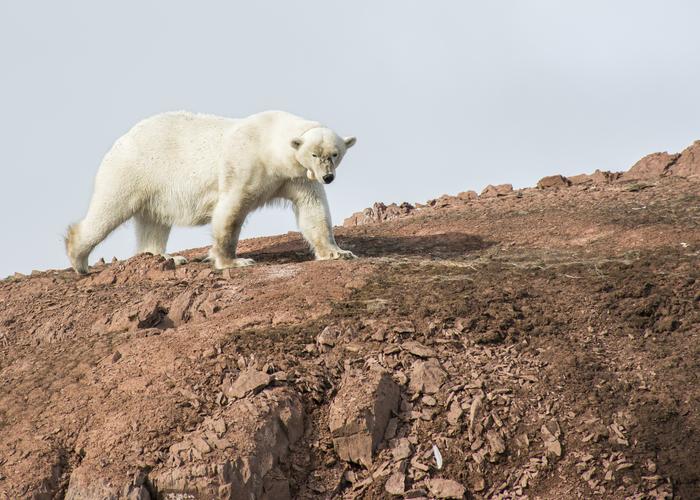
[214,257,255,270]
[318,249,358,261]
[167,255,188,266]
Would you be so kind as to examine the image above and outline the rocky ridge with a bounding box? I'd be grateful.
[0,141,699,499]
[343,140,698,228]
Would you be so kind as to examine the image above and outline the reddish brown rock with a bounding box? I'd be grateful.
[408,358,447,394]
[541,420,563,458]
[589,169,622,184]
[65,388,303,500]
[223,368,272,399]
[669,140,700,178]
[90,253,176,286]
[316,325,340,351]
[568,173,591,185]
[427,194,455,208]
[152,388,301,499]
[167,289,198,326]
[402,340,436,358]
[2,140,699,499]
[103,294,167,333]
[570,170,622,185]
[65,470,150,500]
[427,478,466,499]
[457,190,478,201]
[329,369,400,467]
[420,191,479,208]
[622,152,679,180]
[343,202,414,227]
[537,175,571,189]
[447,400,463,426]
[480,184,513,198]
[426,191,478,208]
[385,471,407,496]
[392,438,413,460]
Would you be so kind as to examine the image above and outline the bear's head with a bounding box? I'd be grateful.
[291,127,356,184]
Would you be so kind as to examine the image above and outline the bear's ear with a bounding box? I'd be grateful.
[290,137,304,150]
[344,136,357,149]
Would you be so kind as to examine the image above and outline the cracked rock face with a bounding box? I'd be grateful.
[151,388,302,499]
[670,140,700,178]
[622,152,680,180]
[64,471,150,500]
[342,202,415,227]
[64,388,303,500]
[328,369,400,468]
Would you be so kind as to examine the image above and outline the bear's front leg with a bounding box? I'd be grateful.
[284,180,357,261]
[209,191,255,269]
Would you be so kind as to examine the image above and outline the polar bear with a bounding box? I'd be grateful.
[65,110,357,274]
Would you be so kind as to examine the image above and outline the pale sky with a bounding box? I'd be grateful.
[1,1,699,277]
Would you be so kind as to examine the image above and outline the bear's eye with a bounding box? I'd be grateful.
[332,153,338,157]
[312,154,317,158]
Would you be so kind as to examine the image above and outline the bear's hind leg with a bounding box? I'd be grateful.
[134,215,187,265]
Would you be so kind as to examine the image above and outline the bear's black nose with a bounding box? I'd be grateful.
[322,174,335,184]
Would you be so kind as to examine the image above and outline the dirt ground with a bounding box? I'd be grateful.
[0,144,698,499]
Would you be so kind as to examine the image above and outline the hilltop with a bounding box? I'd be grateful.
[0,141,698,499]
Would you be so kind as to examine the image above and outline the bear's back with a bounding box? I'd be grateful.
[128,111,237,140]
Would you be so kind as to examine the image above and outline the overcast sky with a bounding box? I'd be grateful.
[1,1,699,277]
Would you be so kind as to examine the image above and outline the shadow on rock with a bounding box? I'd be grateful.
[339,232,494,258]
[245,232,494,262]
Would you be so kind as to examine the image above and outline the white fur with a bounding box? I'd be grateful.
[66,110,357,274]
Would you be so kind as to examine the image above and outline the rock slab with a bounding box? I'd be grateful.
[408,359,447,395]
[622,152,679,180]
[65,388,303,500]
[670,140,700,178]
[329,369,400,467]
[537,175,571,189]
[427,478,466,499]
[224,368,272,399]
[480,184,513,198]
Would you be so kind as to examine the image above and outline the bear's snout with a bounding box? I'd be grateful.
[322,173,335,184]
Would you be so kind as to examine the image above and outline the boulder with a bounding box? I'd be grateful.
[589,169,622,184]
[622,152,679,180]
[669,140,700,178]
[456,190,478,201]
[480,184,513,198]
[343,202,414,227]
[537,174,571,189]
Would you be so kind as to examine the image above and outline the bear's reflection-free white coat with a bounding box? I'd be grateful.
[65,110,357,274]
